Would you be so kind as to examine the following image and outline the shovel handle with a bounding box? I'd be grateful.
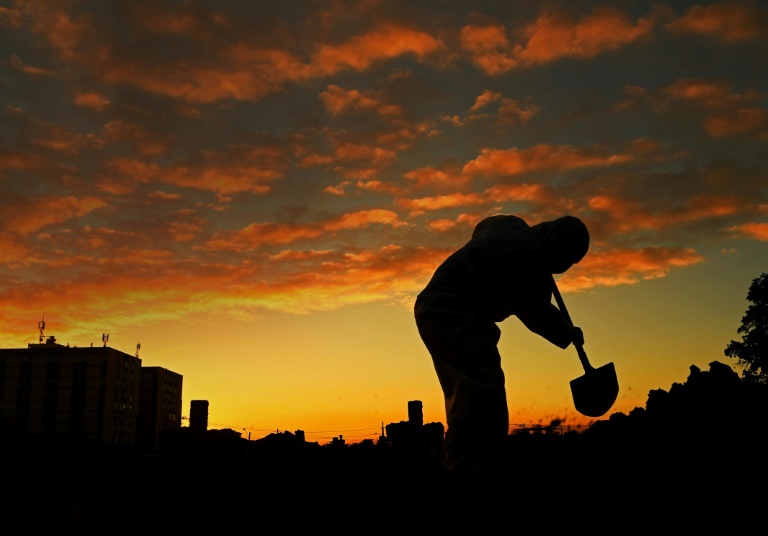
[551,276,595,373]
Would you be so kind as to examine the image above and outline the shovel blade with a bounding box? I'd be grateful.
[570,362,619,418]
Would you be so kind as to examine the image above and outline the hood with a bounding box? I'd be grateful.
[531,215,590,273]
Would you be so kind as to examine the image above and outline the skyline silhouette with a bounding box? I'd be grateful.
[1,357,765,532]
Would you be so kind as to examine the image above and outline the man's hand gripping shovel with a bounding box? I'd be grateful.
[551,276,619,418]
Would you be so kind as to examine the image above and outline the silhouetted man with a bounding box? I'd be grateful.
[414,214,589,474]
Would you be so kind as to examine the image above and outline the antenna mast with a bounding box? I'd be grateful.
[102,333,109,347]
[38,314,45,344]
[136,342,141,358]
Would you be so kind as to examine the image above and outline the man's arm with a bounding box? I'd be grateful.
[518,302,582,349]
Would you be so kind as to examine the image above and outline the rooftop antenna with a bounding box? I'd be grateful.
[102,333,109,347]
[136,342,141,358]
[38,314,46,344]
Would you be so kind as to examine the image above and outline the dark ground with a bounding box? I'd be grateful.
[1,428,763,534]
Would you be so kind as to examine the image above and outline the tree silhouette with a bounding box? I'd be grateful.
[725,272,768,384]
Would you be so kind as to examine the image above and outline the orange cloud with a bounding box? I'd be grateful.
[324,179,406,196]
[589,194,743,234]
[94,248,175,266]
[519,8,655,64]
[459,24,516,75]
[470,89,504,113]
[441,115,464,126]
[335,143,396,163]
[268,250,333,261]
[323,182,352,196]
[668,1,768,42]
[53,225,201,258]
[426,213,481,232]
[311,23,442,75]
[670,194,742,221]
[300,141,397,182]
[80,243,424,319]
[99,147,287,195]
[46,11,440,104]
[704,108,768,138]
[398,192,486,212]
[206,223,320,251]
[588,195,657,233]
[628,138,663,155]
[663,78,732,103]
[147,191,182,201]
[0,150,43,170]
[658,78,766,138]
[460,7,656,75]
[203,209,406,251]
[399,182,566,214]
[0,236,707,347]
[320,85,404,121]
[302,142,396,169]
[106,47,305,103]
[0,267,250,345]
[463,145,633,177]
[325,209,407,231]
[234,244,453,314]
[103,120,172,156]
[0,6,23,27]
[354,180,406,196]
[467,89,540,125]
[404,165,470,191]
[0,233,29,264]
[426,219,457,232]
[167,221,204,242]
[102,158,159,180]
[321,85,380,116]
[301,154,335,167]
[661,78,761,111]
[96,158,158,194]
[31,123,103,154]
[8,55,56,77]
[24,3,91,63]
[74,92,111,111]
[375,121,439,149]
[158,165,276,195]
[3,196,107,236]
[485,183,557,205]
[728,222,768,241]
[20,1,444,105]
[562,247,706,291]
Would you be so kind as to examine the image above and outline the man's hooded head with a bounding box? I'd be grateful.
[532,215,590,274]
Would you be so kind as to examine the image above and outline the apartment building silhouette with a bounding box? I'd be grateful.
[0,334,182,447]
[137,367,183,448]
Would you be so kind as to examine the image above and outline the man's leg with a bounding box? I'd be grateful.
[415,308,508,473]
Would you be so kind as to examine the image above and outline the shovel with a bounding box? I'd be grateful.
[551,277,619,418]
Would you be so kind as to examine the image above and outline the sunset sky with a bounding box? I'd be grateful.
[1,0,766,444]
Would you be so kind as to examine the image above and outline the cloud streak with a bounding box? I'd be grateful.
[460,6,658,75]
